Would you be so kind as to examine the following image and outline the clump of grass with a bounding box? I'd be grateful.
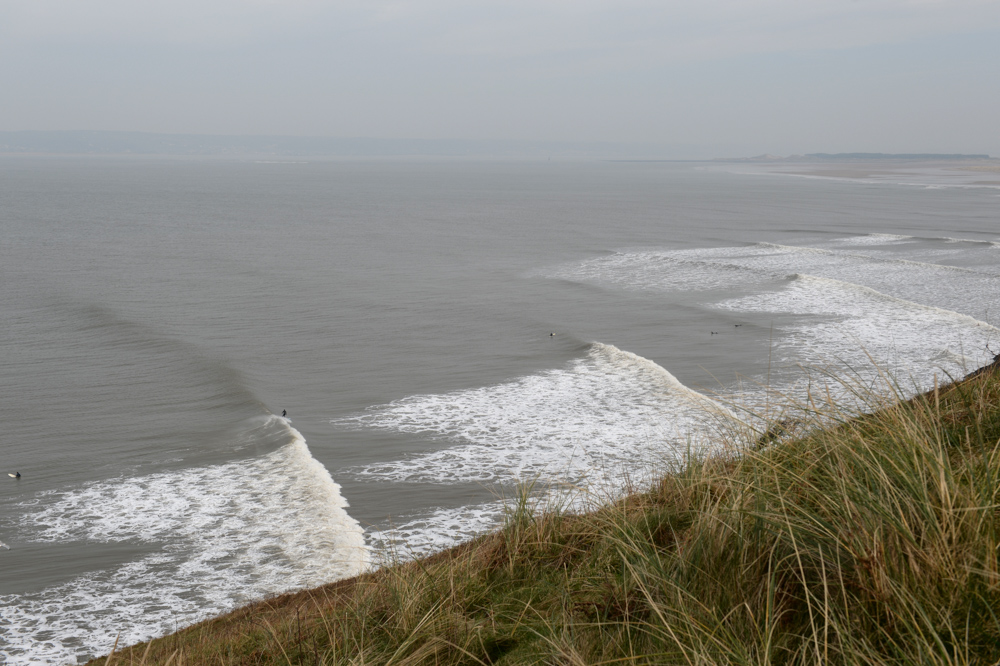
[91,360,1000,665]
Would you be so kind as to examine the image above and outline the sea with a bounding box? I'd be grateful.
[1,156,998,664]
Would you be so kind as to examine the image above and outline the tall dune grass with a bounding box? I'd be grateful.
[92,361,1000,665]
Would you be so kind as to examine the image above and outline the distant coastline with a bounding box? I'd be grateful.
[716,152,993,162]
[714,153,1000,187]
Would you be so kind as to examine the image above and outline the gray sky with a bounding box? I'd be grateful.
[2,0,999,156]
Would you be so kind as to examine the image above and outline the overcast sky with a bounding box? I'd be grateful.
[2,0,999,155]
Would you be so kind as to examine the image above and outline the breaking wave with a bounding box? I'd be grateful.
[338,343,733,489]
[0,417,367,665]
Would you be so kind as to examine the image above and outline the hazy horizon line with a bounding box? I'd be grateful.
[0,130,993,161]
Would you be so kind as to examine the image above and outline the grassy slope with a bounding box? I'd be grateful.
[93,362,1000,665]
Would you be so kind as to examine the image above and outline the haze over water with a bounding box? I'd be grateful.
[1,157,998,664]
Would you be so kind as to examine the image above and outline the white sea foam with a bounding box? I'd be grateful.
[538,250,779,293]
[345,239,997,589]
[716,274,998,389]
[366,501,509,562]
[826,233,912,245]
[536,241,998,424]
[0,420,367,665]
[338,344,732,489]
[827,233,999,248]
[943,239,1000,247]
[365,488,606,563]
[734,243,1000,321]
[721,166,1000,191]
[813,236,1000,277]
[543,243,1000,324]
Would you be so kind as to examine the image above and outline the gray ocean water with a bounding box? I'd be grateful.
[1,157,998,664]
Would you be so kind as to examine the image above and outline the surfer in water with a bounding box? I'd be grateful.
[282,410,287,417]
[7,472,20,479]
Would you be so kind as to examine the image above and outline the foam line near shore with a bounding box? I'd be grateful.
[717,273,997,389]
[338,343,733,489]
[0,417,367,665]
[541,240,1000,322]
